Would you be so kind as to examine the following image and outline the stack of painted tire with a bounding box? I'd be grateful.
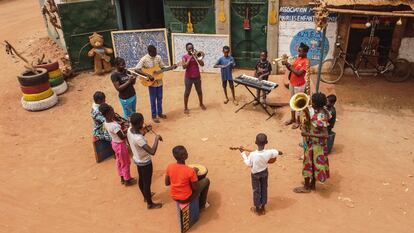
[35,61,68,95]
[18,68,58,111]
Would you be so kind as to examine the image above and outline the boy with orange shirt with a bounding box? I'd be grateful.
[165,145,210,209]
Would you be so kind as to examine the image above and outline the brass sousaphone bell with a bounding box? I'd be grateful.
[289,93,310,112]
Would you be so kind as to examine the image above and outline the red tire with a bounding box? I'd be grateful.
[35,61,59,72]
[17,68,49,87]
[20,82,51,94]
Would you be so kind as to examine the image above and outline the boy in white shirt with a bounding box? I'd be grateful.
[99,103,136,186]
[239,133,283,215]
[127,112,163,209]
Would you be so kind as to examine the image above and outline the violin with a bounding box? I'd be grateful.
[140,124,163,141]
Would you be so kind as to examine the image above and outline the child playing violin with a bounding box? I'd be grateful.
[127,112,163,209]
[236,133,282,215]
[99,103,136,186]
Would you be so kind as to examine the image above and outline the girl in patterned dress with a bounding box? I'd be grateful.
[294,92,330,193]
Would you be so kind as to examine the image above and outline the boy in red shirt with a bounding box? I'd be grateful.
[283,43,310,129]
[165,145,210,209]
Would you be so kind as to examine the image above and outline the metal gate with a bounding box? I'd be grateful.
[58,0,118,71]
[231,0,268,68]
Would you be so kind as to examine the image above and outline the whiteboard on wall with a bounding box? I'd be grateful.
[171,33,230,73]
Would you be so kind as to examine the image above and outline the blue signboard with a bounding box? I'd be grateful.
[290,29,329,66]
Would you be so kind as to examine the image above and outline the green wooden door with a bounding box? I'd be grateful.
[231,0,268,68]
[163,0,216,34]
[58,0,118,71]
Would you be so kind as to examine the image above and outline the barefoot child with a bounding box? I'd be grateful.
[214,46,238,105]
[99,103,136,186]
[254,51,272,106]
[127,112,163,209]
[239,133,283,215]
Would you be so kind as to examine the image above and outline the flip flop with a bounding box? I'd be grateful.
[184,109,190,114]
[293,186,311,193]
[224,99,229,104]
[284,119,294,126]
[233,100,239,106]
[291,123,300,129]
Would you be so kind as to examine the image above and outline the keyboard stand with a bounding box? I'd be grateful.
[235,84,275,120]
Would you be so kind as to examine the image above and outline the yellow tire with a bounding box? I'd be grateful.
[22,88,54,101]
[48,69,62,79]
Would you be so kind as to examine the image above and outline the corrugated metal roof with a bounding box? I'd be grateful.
[326,0,414,9]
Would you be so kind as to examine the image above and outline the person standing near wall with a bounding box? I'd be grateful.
[283,43,310,129]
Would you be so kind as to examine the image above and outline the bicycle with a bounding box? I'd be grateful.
[320,41,411,84]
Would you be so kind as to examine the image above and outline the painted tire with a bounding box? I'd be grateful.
[17,68,49,87]
[49,69,62,79]
[52,81,68,95]
[49,76,65,87]
[22,88,54,101]
[35,61,59,72]
[20,82,51,94]
[21,92,58,111]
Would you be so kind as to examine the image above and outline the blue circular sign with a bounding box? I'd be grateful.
[290,29,329,66]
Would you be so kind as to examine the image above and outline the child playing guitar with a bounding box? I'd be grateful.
[134,45,178,123]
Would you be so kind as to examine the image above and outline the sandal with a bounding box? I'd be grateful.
[291,123,300,129]
[233,100,239,106]
[224,99,229,104]
[293,186,311,193]
[184,109,190,114]
[250,207,261,216]
[284,119,294,126]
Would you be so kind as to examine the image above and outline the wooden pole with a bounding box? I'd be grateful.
[316,27,327,93]
[327,8,414,17]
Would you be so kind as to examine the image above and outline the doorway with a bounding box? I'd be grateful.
[230,0,268,68]
[118,0,165,30]
[346,16,396,67]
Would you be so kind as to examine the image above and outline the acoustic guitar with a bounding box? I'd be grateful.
[187,11,194,33]
[229,147,277,164]
[138,62,181,87]
[269,0,277,25]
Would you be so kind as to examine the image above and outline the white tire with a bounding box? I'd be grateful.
[52,81,68,95]
[21,92,58,111]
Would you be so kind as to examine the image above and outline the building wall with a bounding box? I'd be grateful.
[398,18,414,62]
[277,4,338,70]
[39,0,66,50]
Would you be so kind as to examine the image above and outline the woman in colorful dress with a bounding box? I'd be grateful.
[294,92,330,193]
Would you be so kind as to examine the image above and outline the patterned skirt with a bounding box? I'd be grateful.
[302,143,330,183]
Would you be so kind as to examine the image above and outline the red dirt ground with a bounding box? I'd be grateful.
[1,1,414,232]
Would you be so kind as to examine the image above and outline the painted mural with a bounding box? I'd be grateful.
[278,7,338,66]
[111,29,170,69]
[172,33,230,73]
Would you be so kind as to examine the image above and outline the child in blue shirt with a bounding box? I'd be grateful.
[214,46,238,105]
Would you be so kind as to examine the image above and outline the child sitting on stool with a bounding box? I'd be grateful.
[165,146,210,210]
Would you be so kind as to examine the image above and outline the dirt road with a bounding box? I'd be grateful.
[1,1,414,232]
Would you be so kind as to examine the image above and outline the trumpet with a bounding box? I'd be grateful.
[191,49,205,61]
[272,54,295,64]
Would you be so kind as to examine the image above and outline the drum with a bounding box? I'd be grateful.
[188,164,208,180]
